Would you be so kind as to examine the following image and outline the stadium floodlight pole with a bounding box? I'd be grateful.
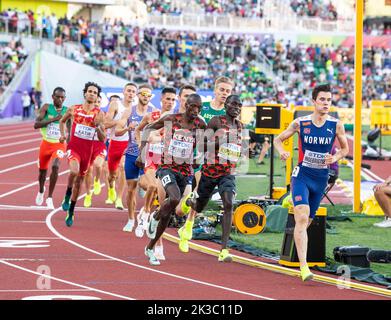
[353,0,364,213]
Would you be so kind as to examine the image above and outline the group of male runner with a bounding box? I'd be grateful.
[33,78,348,281]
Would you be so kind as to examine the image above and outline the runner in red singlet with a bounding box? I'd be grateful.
[59,82,106,227]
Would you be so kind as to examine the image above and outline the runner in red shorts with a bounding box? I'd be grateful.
[59,82,106,227]
[83,95,108,207]
[34,87,67,209]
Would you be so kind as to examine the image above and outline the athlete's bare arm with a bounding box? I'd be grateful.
[34,103,61,129]
[325,121,349,165]
[114,108,137,137]
[59,105,74,143]
[103,100,119,129]
[135,113,151,145]
[95,111,107,142]
[135,114,174,168]
[274,119,300,161]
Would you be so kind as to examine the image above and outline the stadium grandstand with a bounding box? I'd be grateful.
[0,0,390,112]
[0,0,391,302]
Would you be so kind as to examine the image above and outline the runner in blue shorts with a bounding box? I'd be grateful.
[274,83,349,281]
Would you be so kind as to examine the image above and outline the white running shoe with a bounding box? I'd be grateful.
[122,219,135,232]
[374,218,391,228]
[146,212,159,239]
[45,197,54,210]
[154,245,165,260]
[145,246,160,266]
[35,187,45,206]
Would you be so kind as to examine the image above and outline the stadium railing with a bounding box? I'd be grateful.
[147,13,355,34]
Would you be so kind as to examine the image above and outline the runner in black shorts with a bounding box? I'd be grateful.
[179,95,246,262]
[135,94,206,265]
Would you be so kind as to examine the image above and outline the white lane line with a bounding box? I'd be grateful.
[0,237,59,239]
[46,207,274,300]
[0,289,91,292]
[0,161,37,174]
[0,138,41,148]
[0,205,122,213]
[0,128,35,135]
[0,147,39,159]
[0,132,40,141]
[0,169,70,199]
[0,260,134,300]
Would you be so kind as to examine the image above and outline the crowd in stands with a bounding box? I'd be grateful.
[144,0,182,15]
[196,0,264,18]
[1,8,390,109]
[290,0,338,21]
[0,38,28,95]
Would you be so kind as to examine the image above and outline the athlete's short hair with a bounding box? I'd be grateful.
[178,84,196,97]
[312,83,332,100]
[138,83,153,92]
[125,82,138,89]
[83,82,101,96]
[161,87,177,96]
[214,76,234,89]
[109,94,121,101]
[52,87,65,95]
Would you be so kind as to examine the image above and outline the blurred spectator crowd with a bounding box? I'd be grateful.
[0,38,28,95]
[1,7,390,109]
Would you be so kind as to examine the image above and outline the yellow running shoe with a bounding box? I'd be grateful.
[218,249,233,262]
[180,192,194,215]
[300,265,314,282]
[108,186,117,202]
[115,198,124,210]
[178,227,189,253]
[84,194,92,208]
[93,179,101,195]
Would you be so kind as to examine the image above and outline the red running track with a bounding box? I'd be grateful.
[0,121,389,300]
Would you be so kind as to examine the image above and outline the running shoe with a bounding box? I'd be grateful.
[135,208,146,238]
[374,218,391,228]
[93,179,101,195]
[45,197,54,210]
[115,198,124,210]
[65,211,74,227]
[181,192,195,215]
[300,265,314,282]
[145,246,160,266]
[218,249,233,262]
[178,227,189,253]
[35,187,45,206]
[105,198,114,205]
[146,212,159,239]
[122,219,135,232]
[62,194,71,211]
[154,245,165,260]
[108,186,117,202]
[84,194,92,208]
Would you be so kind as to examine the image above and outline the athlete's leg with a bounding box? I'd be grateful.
[374,186,391,218]
[291,176,313,281]
[93,156,105,195]
[62,158,79,211]
[47,157,60,203]
[146,182,181,251]
[83,166,93,207]
[115,155,126,209]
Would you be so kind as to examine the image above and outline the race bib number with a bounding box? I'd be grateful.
[74,123,95,140]
[46,123,61,140]
[149,142,164,155]
[302,150,327,169]
[168,139,193,159]
[161,174,172,187]
[218,143,241,163]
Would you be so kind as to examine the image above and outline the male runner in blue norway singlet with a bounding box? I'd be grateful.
[274,84,349,282]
